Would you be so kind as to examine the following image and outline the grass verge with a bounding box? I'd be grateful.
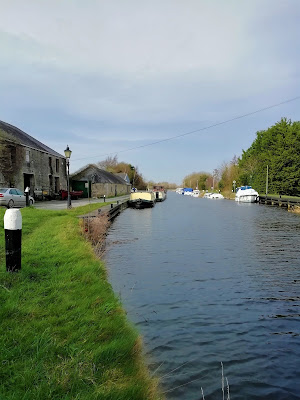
[0,205,161,400]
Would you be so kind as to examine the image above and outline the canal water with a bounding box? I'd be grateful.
[105,192,300,399]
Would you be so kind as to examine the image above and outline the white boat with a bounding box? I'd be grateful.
[192,189,200,198]
[152,185,167,202]
[235,186,259,203]
[183,188,193,196]
[210,193,224,199]
[128,191,155,208]
[203,192,212,198]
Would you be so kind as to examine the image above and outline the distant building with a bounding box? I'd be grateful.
[71,164,131,198]
[114,172,131,184]
[0,120,67,195]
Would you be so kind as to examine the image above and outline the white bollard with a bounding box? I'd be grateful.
[4,209,22,272]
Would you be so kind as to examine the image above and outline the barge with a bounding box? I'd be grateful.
[128,191,156,209]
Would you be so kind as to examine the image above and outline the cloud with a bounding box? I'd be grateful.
[0,0,300,182]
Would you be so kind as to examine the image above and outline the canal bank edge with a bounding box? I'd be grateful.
[0,204,163,400]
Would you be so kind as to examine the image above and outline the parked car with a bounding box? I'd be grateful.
[0,188,35,208]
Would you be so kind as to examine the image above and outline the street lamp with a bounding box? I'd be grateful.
[131,166,136,191]
[64,145,72,208]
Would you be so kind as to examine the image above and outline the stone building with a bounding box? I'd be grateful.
[0,120,67,196]
[71,164,131,198]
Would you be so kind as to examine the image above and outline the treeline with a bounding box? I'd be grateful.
[147,181,177,190]
[98,156,178,190]
[218,118,300,195]
[97,155,147,189]
[182,172,214,190]
[182,118,300,196]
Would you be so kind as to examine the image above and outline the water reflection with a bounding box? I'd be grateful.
[105,193,300,400]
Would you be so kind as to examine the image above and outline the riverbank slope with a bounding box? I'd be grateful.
[0,204,161,400]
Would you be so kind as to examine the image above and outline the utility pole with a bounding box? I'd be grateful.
[266,165,269,195]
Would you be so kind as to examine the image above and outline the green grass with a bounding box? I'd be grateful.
[262,193,300,201]
[0,205,161,400]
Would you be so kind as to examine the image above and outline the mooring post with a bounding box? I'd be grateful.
[4,209,22,272]
[103,194,106,202]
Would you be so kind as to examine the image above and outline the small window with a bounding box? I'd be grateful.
[26,150,30,162]
[16,189,23,195]
[9,189,18,195]
[55,177,59,193]
[56,159,59,173]
[49,157,52,167]
[11,147,17,164]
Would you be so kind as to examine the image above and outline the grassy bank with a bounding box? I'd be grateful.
[0,204,161,400]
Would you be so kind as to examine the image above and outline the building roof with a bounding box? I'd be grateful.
[115,172,130,183]
[0,120,64,158]
[71,164,131,185]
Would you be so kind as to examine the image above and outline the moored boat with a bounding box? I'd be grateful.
[192,189,200,198]
[183,188,193,195]
[235,186,259,203]
[152,185,167,202]
[210,193,224,199]
[128,191,155,209]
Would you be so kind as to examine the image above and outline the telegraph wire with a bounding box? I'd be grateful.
[72,96,300,162]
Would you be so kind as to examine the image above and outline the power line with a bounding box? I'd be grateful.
[73,96,300,161]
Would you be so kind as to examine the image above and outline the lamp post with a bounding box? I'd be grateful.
[64,145,72,209]
[131,166,136,191]
[233,180,236,193]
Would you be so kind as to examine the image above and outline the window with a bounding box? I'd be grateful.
[49,157,52,167]
[9,189,17,195]
[55,177,59,193]
[56,159,59,173]
[16,189,23,195]
[11,147,17,165]
[26,150,30,162]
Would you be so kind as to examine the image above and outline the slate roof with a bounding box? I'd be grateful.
[71,164,131,185]
[0,120,64,158]
[115,172,130,183]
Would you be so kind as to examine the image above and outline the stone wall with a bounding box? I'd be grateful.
[92,182,131,197]
[0,141,67,195]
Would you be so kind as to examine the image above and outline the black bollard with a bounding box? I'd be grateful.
[103,194,106,202]
[4,209,22,272]
[111,204,114,209]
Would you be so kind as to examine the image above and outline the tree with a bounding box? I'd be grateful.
[183,172,212,190]
[217,157,240,192]
[97,155,118,172]
[238,118,300,195]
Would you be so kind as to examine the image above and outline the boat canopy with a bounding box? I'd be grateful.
[238,186,252,191]
[183,188,193,192]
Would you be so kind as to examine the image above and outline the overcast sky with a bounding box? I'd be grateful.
[1,0,299,184]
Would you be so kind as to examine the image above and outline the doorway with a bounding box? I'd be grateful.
[23,173,34,193]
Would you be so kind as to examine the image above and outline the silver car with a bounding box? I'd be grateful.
[0,188,35,208]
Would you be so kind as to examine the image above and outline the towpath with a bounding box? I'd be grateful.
[33,195,130,210]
